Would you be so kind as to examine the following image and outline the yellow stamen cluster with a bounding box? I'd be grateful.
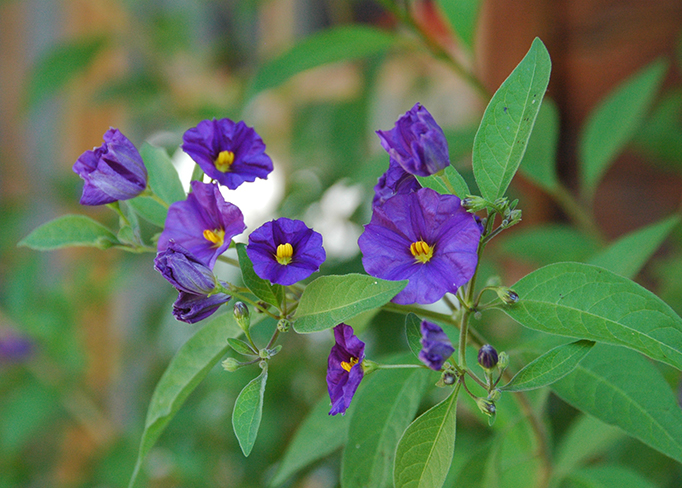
[214,150,235,173]
[410,240,434,264]
[341,357,359,372]
[203,228,226,247]
[275,243,294,265]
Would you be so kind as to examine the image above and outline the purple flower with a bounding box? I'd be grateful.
[0,334,33,363]
[246,218,326,286]
[154,241,231,323]
[376,103,449,177]
[158,181,246,268]
[327,324,365,416]
[418,320,454,370]
[72,128,147,205]
[182,118,274,190]
[358,187,481,304]
[373,158,421,207]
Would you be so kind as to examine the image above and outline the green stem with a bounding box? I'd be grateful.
[217,254,240,267]
[143,186,170,209]
[376,363,424,370]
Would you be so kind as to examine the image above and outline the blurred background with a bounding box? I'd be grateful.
[1,0,682,486]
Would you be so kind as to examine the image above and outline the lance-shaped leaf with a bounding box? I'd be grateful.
[405,313,423,358]
[551,344,682,464]
[293,274,407,333]
[232,363,268,457]
[472,38,551,202]
[269,396,351,487]
[580,59,667,197]
[503,262,682,371]
[417,166,470,200]
[140,143,186,205]
[128,313,246,488]
[18,214,118,250]
[342,365,429,488]
[394,384,461,488]
[248,25,399,98]
[236,243,284,308]
[501,340,594,392]
[587,214,680,279]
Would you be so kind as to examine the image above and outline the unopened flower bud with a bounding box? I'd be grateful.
[233,302,250,332]
[277,318,290,332]
[461,195,488,212]
[478,344,499,370]
[221,357,241,372]
[497,351,509,372]
[476,397,496,417]
[442,371,457,385]
[495,287,519,305]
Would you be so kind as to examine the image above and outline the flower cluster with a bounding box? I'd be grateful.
[359,103,482,305]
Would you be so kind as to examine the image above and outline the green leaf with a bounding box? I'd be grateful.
[436,0,481,51]
[405,313,423,358]
[128,313,245,488]
[472,38,551,202]
[587,215,680,279]
[565,465,658,488]
[499,224,601,266]
[553,414,624,483]
[227,338,257,356]
[293,274,407,333]
[232,363,268,457]
[25,35,107,108]
[139,143,186,205]
[248,25,398,98]
[417,166,470,199]
[394,384,461,488]
[501,340,594,392]
[127,196,168,227]
[18,214,118,250]
[269,396,351,487]
[551,344,682,464]
[580,59,667,196]
[503,262,682,371]
[236,243,284,308]
[519,98,560,191]
[342,366,429,488]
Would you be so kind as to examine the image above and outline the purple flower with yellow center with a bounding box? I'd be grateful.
[158,181,246,268]
[358,187,481,305]
[327,324,365,416]
[72,128,147,205]
[419,320,454,370]
[376,103,449,177]
[373,158,421,207]
[246,218,325,286]
[154,241,231,323]
[182,118,274,190]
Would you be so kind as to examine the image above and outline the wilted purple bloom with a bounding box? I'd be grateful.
[182,118,274,190]
[376,103,449,177]
[158,181,246,268]
[154,241,231,324]
[246,218,325,286]
[418,320,454,370]
[327,324,365,416]
[373,158,421,207]
[72,128,147,205]
[0,334,33,363]
[359,187,481,305]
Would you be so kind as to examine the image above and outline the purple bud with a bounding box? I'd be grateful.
[478,344,499,370]
[72,128,147,205]
[418,320,455,371]
[154,241,217,295]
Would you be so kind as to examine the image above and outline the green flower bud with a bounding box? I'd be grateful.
[221,357,241,372]
[476,397,496,417]
[497,351,509,372]
[495,287,519,305]
[233,302,250,332]
[277,318,291,332]
[461,195,489,212]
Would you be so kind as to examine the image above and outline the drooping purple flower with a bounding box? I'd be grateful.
[327,324,365,416]
[182,118,274,190]
[376,103,449,177]
[154,241,231,323]
[418,320,454,370]
[246,218,326,286]
[373,158,421,207]
[72,128,147,205]
[358,187,481,305]
[158,181,246,268]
